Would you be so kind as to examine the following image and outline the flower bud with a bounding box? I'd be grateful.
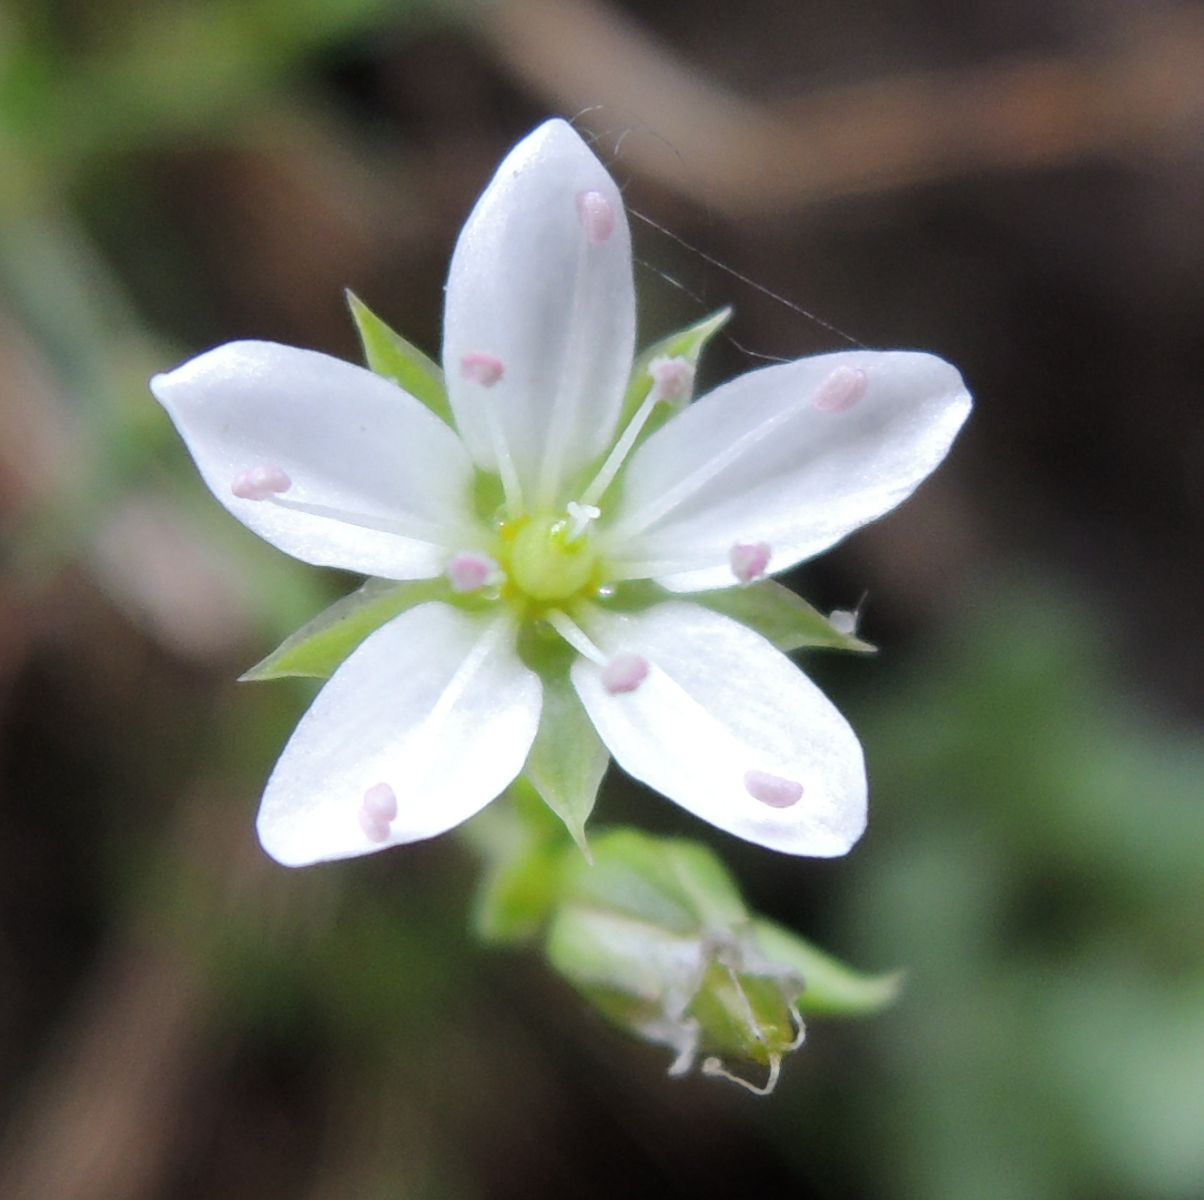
[545,830,805,1093]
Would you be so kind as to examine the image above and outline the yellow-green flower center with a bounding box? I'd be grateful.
[505,514,599,603]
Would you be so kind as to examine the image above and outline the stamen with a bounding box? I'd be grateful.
[603,395,805,541]
[812,365,867,412]
[460,352,504,388]
[730,542,771,584]
[362,782,397,821]
[744,770,803,809]
[649,355,695,406]
[544,609,606,665]
[565,500,600,541]
[601,652,649,695]
[576,189,615,246]
[579,390,662,507]
[478,390,525,517]
[358,782,397,843]
[446,551,502,593]
[264,493,453,545]
[231,463,291,500]
[828,608,858,635]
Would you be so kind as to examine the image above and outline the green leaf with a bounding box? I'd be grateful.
[346,290,453,425]
[524,669,609,855]
[750,918,903,1017]
[619,307,731,428]
[608,579,875,654]
[240,576,448,681]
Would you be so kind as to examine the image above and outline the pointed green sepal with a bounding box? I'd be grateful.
[690,580,876,653]
[239,577,448,681]
[619,307,731,430]
[750,919,903,1017]
[524,670,609,855]
[346,290,453,425]
[608,579,875,654]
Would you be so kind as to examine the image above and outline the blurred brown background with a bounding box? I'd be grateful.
[1,1,1202,1197]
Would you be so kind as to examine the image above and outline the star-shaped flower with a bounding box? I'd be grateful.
[152,119,970,867]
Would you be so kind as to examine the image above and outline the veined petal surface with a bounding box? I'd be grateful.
[257,602,542,866]
[603,350,970,591]
[152,341,476,579]
[443,119,635,507]
[572,602,866,856]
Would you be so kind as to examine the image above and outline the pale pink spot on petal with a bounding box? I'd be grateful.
[362,782,398,823]
[730,542,771,584]
[649,355,695,405]
[576,189,615,246]
[446,551,501,593]
[812,366,868,413]
[460,353,504,388]
[231,464,291,500]
[744,770,804,809]
[601,652,650,695]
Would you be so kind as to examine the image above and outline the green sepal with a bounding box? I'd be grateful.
[687,963,801,1067]
[524,669,608,856]
[468,780,571,945]
[346,290,453,426]
[619,307,731,430]
[750,919,903,1018]
[560,831,748,934]
[692,581,876,653]
[239,577,449,681]
[607,579,875,654]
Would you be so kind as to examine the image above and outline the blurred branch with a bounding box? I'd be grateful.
[476,0,1204,214]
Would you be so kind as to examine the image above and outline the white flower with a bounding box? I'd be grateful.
[151,119,971,867]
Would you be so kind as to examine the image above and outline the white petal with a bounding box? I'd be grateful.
[152,341,476,578]
[603,351,971,591]
[443,119,635,508]
[256,602,541,866]
[572,602,866,856]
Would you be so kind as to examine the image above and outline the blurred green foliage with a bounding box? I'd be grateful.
[843,589,1204,1199]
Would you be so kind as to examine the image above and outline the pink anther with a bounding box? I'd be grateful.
[576,189,616,246]
[649,355,695,405]
[231,463,291,500]
[359,782,397,843]
[729,542,771,585]
[362,782,398,822]
[460,353,505,388]
[601,652,650,695]
[743,770,804,809]
[446,551,501,593]
[812,366,868,413]
[358,810,390,843]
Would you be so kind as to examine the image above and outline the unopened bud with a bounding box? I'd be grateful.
[545,830,806,1093]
